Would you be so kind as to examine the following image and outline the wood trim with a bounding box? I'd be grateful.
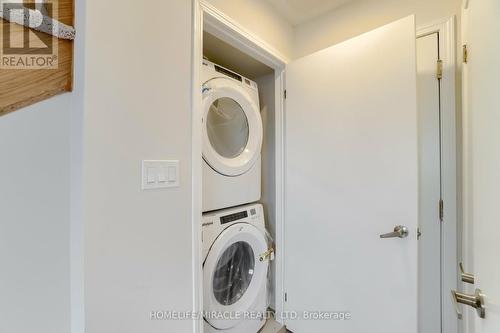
[0,0,74,116]
[274,69,286,324]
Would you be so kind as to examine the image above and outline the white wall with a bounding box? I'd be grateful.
[0,96,71,333]
[206,0,294,60]
[294,0,462,58]
[70,0,86,331]
[82,0,194,332]
[204,0,461,61]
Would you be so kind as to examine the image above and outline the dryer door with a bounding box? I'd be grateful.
[203,223,268,330]
[202,78,262,176]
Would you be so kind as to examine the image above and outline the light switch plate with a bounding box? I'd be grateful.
[142,160,179,190]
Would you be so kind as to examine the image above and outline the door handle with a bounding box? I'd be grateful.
[451,289,486,319]
[460,262,475,284]
[380,225,409,239]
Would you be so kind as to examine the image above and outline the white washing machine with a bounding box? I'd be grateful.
[202,60,262,212]
[202,204,271,333]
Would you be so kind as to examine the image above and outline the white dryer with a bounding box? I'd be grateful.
[202,60,262,212]
[202,204,270,333]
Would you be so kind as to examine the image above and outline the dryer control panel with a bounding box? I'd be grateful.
[202,59,258,91]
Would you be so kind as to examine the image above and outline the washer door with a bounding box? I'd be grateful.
[202,78,263,176]
[203,223,268,330]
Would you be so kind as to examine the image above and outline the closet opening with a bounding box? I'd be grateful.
[192,3,288,333]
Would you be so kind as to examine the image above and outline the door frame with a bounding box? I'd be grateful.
[417,16,458,333]
[460,3,474,332]
[191,4,458,332]
[191,1,287,332]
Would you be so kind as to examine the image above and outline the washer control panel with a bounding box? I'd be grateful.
[201,204,265,258]
[220,210,248,225]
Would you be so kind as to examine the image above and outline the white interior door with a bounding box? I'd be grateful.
[462,0,500,331]
[284,16,418,332]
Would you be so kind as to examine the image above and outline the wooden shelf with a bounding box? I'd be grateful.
[0,0,74,116]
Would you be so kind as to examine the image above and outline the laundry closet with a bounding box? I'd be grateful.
[194,3,444,333]
[200,21,282,332]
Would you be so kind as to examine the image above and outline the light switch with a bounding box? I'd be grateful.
[158,168,167,183]
[142,160,180,190]
[147,168,156,184]
[168,166,177,182]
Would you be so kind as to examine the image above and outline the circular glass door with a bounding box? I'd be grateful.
[203,223,268,330]
[212,241,255,306]
[206,98,250,159]
[202,78,263,177]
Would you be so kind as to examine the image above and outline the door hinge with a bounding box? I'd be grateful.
[437,59,443,80]
[463,44,468,64]
[417,227,422,240]
[284,90,287,99]
[439,199,444,222]
[284,292,288,302]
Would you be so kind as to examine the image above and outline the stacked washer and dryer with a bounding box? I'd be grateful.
[201,60,271,333]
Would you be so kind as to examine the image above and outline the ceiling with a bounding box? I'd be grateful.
[264,0,354,26]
